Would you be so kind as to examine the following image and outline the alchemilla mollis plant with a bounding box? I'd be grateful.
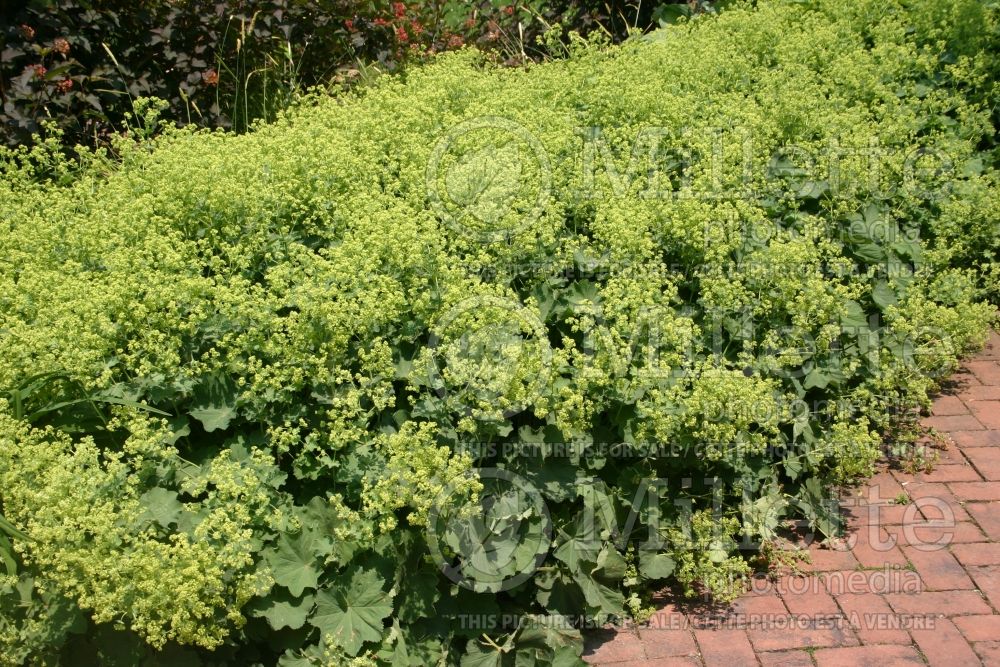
[0,0,998,664]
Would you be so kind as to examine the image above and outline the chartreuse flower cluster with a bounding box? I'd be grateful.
[0,0,997,664]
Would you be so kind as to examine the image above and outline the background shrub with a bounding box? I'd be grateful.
[0,0,705,147]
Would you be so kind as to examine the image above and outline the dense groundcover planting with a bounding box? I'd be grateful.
[1,0,999,664]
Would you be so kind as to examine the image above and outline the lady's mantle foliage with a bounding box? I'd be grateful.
[0,0,998,664]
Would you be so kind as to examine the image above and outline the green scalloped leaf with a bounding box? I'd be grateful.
[310,566,394,656]
[264,532,322,597]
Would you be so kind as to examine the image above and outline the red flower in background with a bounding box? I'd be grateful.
[395,26,409,43]
[447,34,464,48]
[392,2,406,18]
[503,5,515,15]
[202,69,219,86]
[19,24,35,40]
[56,78,73,93]
[53,37,71,55]
[30,64,47,78]
[373,17,390,27]
[345,18,355,32]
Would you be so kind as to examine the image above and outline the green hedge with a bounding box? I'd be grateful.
[1,0,998,664]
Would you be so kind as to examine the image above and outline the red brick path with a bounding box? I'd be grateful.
[585,331,1000,666]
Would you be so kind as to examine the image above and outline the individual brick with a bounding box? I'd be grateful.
[910,617,981,667]
[836,593,910,645]
[954,614,1000,642]
[900,545,974,591]
[692,628,755,666]
[812,644,924,666]
[884,590,991,616]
